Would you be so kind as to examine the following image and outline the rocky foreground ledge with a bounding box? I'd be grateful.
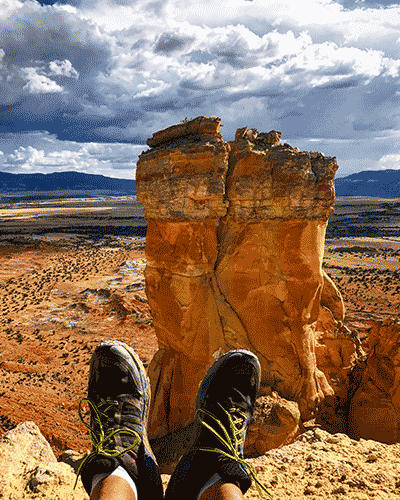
[0,422,88,500]
[2,421,400,499]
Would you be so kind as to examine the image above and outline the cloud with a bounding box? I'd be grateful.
[20,67,64,93]
[11,59,80,97]
[155,32,193,53]
[0,0,112,106]
[48,59,79,78]
[0,134,145,177]
[1,0,400,181]
[66,17,399,144]
[378,154,400,169]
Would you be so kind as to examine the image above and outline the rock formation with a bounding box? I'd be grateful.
[2,421,400,499]
[244,389,305,457]
[247,427,400,499]
[215,129,338,420]
[348,319,400,443]
[137,116,229,436]
[0,421,88,499]
[137,116,352,441]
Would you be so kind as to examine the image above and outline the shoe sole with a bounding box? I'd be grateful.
[195,349,261,413]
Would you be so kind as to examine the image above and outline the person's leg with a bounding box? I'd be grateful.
[91,475,136,500]
[76,340,163,500]
[165,349,263,500]
[89,465,138,500]
[199,480,244,500]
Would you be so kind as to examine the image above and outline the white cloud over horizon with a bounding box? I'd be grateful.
[0,132,144,178]
[1,0,400,179]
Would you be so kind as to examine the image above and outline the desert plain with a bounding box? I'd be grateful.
[1,193,400,499]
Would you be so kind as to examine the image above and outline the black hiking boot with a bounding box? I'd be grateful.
[165,349,265,500]
[76,340,163,499]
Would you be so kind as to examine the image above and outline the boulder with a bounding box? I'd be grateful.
[244,390,305,457]
[0,421,88,499]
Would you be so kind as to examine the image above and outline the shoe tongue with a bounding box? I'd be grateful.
[210,389,252,415]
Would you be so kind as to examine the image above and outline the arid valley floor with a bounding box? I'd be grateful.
[1,194,400,499]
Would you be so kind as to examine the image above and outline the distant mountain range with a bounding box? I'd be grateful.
[0,171,136,195]
[1,169,400,199]
[335,169,400,197]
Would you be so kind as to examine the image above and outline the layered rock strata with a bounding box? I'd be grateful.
[137,117,229,436]
[137,117,345,440]
[215,129,338,420]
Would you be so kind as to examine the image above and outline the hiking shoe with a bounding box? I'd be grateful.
[76,340,163,499]
[165,349,266,500]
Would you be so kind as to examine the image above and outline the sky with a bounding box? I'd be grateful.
[0,0,400,179]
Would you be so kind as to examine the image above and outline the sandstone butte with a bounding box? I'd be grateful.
[136,116,400,467]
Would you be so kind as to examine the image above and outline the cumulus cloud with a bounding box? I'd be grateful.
[0,0,111,106]
[48,59,79,78]
[77,17,400,144]
[1,0,400,177]
[21,67,64,93]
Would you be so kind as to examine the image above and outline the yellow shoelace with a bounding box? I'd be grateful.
[74,397,140,489]
[197,403,274,500]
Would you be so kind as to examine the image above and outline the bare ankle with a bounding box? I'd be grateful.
[198,480,244,500]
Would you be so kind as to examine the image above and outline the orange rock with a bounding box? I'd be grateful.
[223,132,336,221]
[146,115,223,148]
[0,422,88,499]
[258,130,282,145]
[320,269,345,322]
[137,120,230,436]
[348,319,400,443]
[314,312,359,400]
[137,117,344,439]
[137,123,229,221]
[244,391,304,457]
[215,132,338,420]
[313,317,360,434]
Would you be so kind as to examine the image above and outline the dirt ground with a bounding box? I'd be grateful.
[0,195,400,499]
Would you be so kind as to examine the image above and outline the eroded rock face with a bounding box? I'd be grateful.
[348,319,400,443]
[137,117,345,439]
[320,269,345,322]
[137,117,230,435]
[215,130,338,420]
[313,321,364,434]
